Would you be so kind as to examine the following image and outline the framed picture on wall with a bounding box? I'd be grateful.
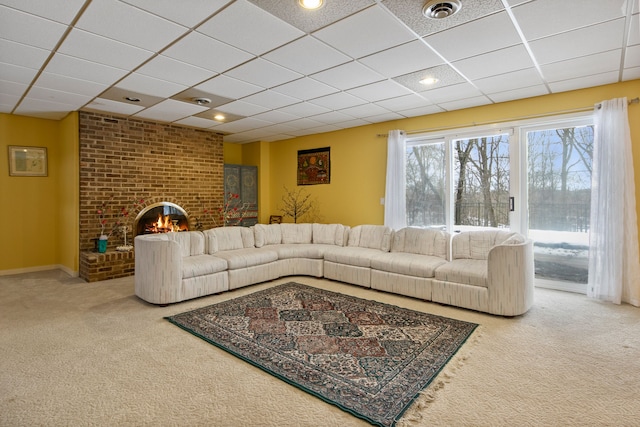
[297,147,330,185]
[8,146,48,177]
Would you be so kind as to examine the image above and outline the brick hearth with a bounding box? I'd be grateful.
[79,111,225,282]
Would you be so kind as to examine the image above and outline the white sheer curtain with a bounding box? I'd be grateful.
[384,130,406,230]
[588,97,640,306]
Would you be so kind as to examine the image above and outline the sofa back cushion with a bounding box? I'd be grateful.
[452,230,523,260]
[168,231,205,257]
[204,226,255,253]
[253,224,282,248]
[347,225,392,252]
[391,227,448,258]
[280,223,313,244]
[312,223,348,246]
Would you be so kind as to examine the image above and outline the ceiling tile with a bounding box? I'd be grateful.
[216,100,269,116]
[120,0,230,27]
[279,101,330,117]
[473,68,545,94]
[136,56,215,87]
[375,93,433,111]
[211,117,272,133]
[34,72,107,97]
[625,45,640,68]
[84,97,146,116]
[382,0,504,37]
[347,80,412,102]
[308,92,367,110]
[174,115,222,129]
[541,50,622,82]
[548,71,620,93]
[424,11,521,62]
[263,36,351,75]
[58,28,154,70]
[311,61,384,91]
[194,109,244,123]
[622,67,640,81]
[272,78,338,100]
[314,6,415,58]
[438,95,493,111]
[487,85,549,103]
[195,75,263,99]
[44,54,129,86]
[337,103,391,118]
[310,110,364,125]
[0,5,68,50]
[358,40,444,78]
[453,44,535,80]
[1,0,85,24]
[530,19,625,65]
[134,98,209,122]
[241,90,300,109]
[419,82,483,104]
[628,14,640,46]
[0,94,21,112]
[280,117,325,131]
[0,62,39,85]
[251,110,300,123]
[226,58,303,89]
[27,86,115,108]
[0,80,28,97]
[76,0,187,52]
[362,111,405,123]
[14,97,76,119]
[163,32,254,74]
[248,0,374,34]
[396,104,445,118]
[116,73,187,98]
[512,0,626,40]
[0,39,50,70]
[198,0,304,56]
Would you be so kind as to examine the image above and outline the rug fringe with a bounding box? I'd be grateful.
[395,326,483,426]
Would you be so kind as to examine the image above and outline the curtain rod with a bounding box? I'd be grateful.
[377,97,639,137]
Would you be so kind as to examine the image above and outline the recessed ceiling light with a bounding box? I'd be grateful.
[419,77,439,85]
[298,0,324,10]
[192,97,211,106]
[213,114,226,121]
[124,96,140,102]
[422,0,461,19]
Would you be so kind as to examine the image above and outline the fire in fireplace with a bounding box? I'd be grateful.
[135,202,189,235]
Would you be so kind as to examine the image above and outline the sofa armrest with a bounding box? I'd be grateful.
[134,235,183,304]
[487,239,535,316]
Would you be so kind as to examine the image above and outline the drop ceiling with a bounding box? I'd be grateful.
[1,0,638,143]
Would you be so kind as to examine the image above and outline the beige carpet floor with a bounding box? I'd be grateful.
[1,270,639,427]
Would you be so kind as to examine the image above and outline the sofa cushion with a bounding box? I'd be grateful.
[253,224,282,248]
[370,252,447,278]
[182,255,228,279]
[213,247,278,270]
[312,223,348,246]
[271,243,326,259]
[204,227,255,253]
[280,223,313,244]
[347,225,392,252]
[323,246,385,268]
[391,227,448,258]
[453,230,520,260]
[434,259,488,287]
[168,231,205,257]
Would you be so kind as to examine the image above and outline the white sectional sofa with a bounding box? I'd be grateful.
[134,223,534,316]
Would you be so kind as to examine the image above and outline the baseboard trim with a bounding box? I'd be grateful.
[0,264,79,277]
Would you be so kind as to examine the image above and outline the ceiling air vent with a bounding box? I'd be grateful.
[422,0,462,19]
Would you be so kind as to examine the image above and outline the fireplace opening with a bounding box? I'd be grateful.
[135,202,189,235]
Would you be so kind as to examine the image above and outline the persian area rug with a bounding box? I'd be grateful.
[165,282,478,427]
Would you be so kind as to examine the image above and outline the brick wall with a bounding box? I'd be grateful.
[79,111,225,280]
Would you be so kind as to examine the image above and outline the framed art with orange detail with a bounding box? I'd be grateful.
[8,146,48,177]
[297,147,330,185]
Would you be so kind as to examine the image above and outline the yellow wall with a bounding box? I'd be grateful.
[266,80,640,228]
[0,113,79,274]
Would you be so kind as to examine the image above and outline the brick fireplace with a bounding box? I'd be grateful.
[78,111,225,282]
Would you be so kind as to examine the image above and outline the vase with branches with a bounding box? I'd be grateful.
[203,192,250,227]
[280,186,316,223]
